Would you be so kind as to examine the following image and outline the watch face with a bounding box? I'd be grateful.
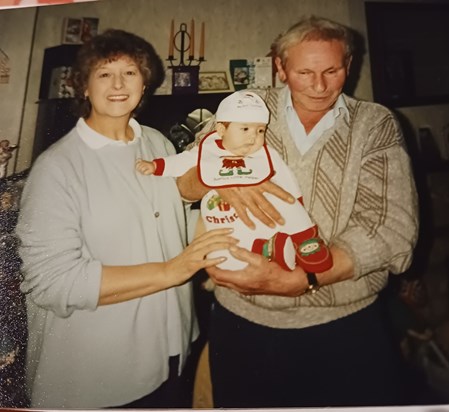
[308,284,320,294]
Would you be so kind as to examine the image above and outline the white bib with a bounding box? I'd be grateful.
[198,132,274,188]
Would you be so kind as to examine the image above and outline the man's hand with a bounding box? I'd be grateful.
[206,245,354,297]
[217,181,295,229]
[207,246,307,296]
[177,167,296,228]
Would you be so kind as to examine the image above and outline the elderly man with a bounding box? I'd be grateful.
[178,15,418,408]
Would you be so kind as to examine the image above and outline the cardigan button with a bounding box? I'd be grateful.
[154,211,160,218]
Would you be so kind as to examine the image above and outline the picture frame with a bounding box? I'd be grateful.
[62,17,99,45]
[229,59,249,91]
[80,17,99,43]
[61,17,83,44]
[154,67,173,95]
[198,71,234,94]
[172,66,199,95]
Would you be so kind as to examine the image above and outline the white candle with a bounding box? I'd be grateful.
[168,19,174,58]
[189,19,195,58]
[199,22,205,59]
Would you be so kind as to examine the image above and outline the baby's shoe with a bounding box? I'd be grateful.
[252,232,296,271]
[291,225,333,273]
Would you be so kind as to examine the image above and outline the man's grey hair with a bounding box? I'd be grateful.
[272,15,354,65]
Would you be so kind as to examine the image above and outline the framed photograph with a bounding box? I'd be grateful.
[198,71,234,94]
[154,67,173,95]
[229,59,249,91]
[62,17,83,44]
[80,17,99,43]
[172,66,199,95]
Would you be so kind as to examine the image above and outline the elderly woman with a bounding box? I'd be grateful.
[16,29,235,409]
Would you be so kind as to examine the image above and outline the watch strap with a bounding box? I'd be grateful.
[305,272,320,294]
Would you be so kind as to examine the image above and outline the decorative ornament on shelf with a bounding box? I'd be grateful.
[167,19,205,95]
[0,140,18,179]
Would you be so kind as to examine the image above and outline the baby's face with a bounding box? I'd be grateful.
[220,122,267,156]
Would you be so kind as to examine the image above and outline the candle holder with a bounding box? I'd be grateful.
[167,21,204,68]
[167,20,205,95]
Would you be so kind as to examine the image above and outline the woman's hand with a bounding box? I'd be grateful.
[216,181,295,229]
[207,245,307,297]
[165,228,238,286]
[100,228,237,305]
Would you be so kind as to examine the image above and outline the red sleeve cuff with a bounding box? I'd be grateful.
[153,158,166,175]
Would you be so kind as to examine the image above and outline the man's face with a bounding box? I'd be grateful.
[275,39,351,114]
[218,122,266,157]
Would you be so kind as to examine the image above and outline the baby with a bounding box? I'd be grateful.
[136,91,332,273]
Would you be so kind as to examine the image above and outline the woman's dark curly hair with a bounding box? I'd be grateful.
[71,29,165,118]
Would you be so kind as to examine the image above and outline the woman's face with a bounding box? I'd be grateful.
[84,55,145,121]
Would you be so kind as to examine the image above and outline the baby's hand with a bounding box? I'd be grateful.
[136,158,156,175]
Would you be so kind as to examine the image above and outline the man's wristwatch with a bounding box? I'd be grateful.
[305,272,320,294]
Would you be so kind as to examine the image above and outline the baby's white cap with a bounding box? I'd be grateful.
[216,91,269,123]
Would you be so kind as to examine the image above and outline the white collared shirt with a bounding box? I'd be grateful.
[76,117,143,149]
[285,92,349,155]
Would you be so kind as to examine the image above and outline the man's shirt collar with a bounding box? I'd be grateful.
[285,92,349,121]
